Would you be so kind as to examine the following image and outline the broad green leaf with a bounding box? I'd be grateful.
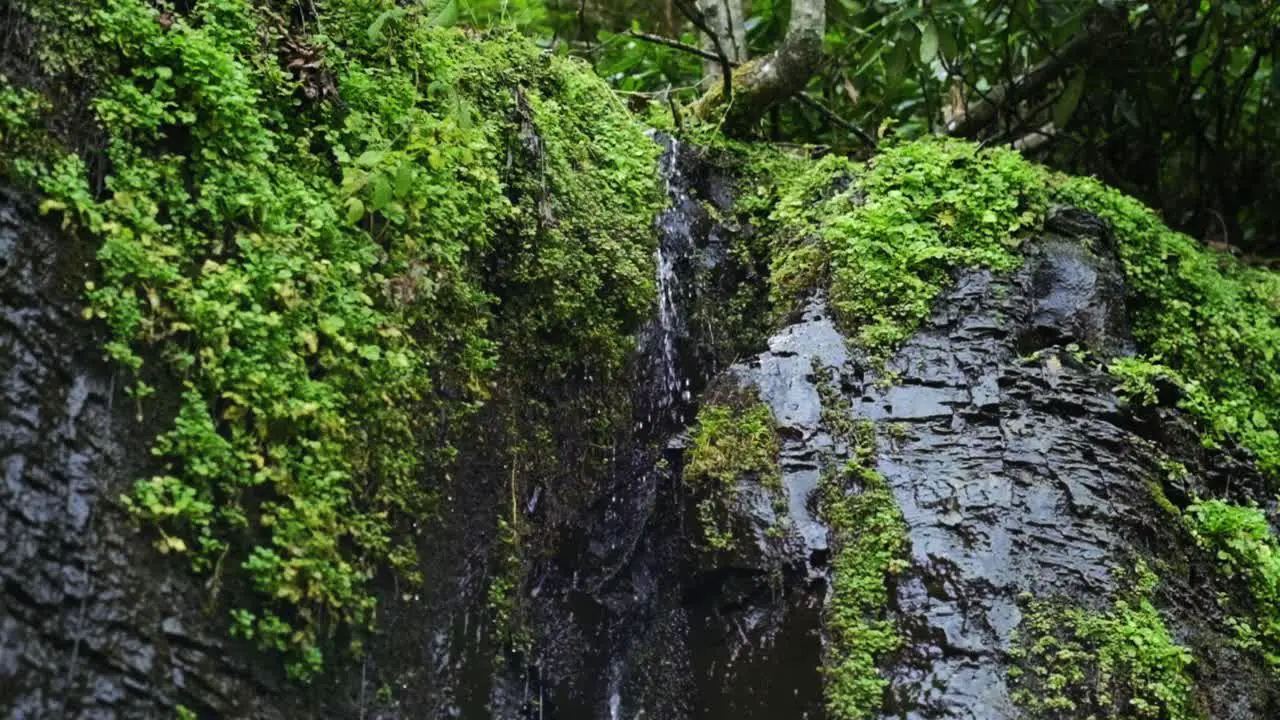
[936,22,958,60]
[919,21,939,63]
[886,38,910,79]
[367,8,405,43]
[430,0,458,28]
[395,164,414,197]
[1053,71,1087,130]
[371,174,393,211]
[345,197,364,225]
[355,150,385,168]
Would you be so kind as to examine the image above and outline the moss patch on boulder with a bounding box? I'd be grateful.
[684,392,784,551]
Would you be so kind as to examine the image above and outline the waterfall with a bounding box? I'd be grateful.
[505,133,705,720]
[576,132,698,720]
[644,134,695,431]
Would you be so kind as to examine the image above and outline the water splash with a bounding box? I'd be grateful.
[608,690,622,720]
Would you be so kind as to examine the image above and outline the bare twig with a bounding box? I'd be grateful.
[793,93,877,148]
[624,29,722,64]
[668,90,686,133]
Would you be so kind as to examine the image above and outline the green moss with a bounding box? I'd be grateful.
[1145,458,1191,520]
[4,0,660,678]
[486,512,531,659]
[738,139,1049,356]
[1053,177,1280,477]
[812,364,908,719]
[1009,562,1202,720]
[717,135,1280,485]
[685,395,784,551]
[1184,499,1280,670]
[710,134,1280,490]
[0,81,58,178]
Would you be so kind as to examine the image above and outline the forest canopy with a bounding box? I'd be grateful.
[468,0,1280,258]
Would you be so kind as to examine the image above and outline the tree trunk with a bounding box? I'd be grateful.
[696,0,747,81]
[692,0,825,134]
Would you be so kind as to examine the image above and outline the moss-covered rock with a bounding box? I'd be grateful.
[717,137,1280,483]
[811,363,908,719]
[1183,499,1280,671]
[1,0,661,677]
[6,2,1280,714]
[706,134,1280,718]
[684,390,784,551]
[1009,563,1202,720]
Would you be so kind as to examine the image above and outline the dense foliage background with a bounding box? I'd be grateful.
[464,0,1280,258]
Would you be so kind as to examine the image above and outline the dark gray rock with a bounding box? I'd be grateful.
[0,187,295,718]
[4,131,1276,720]
[723,220,1278,719]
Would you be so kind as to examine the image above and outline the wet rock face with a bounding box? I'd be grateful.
[1020,208,1133,358]
[506,137,828,720]
[856,256,1138,719]
[0,184,518,720]
[0,188,295,718]
[4,134,1277,720]
[724,220,1146,718]
[727,213,1277,719]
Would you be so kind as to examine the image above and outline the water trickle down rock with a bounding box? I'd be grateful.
[501,133,704,719]
[509,135,836,720]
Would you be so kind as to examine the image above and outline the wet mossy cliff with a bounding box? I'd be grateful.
[4,3,1280,719]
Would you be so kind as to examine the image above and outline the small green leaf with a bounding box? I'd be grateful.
[918,21,939,64]
[345,197,365,224]
[319,316,345,336]
[1053,71,1087,130]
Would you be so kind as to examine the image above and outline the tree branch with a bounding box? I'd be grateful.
[624,29,723,64]
[793,93,877,148]
[690,0,825,132]
[619,31,876,146]
[947,25,1107,137]
[1011,123,1056,153]
[671,0,732,100]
